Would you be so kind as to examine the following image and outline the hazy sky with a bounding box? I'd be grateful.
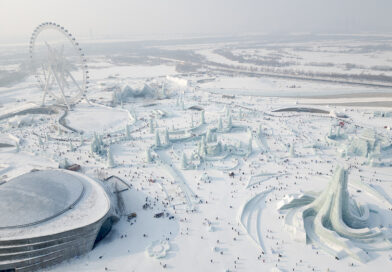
[1,0,392,43]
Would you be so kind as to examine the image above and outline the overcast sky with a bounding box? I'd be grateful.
[1,0,392,43]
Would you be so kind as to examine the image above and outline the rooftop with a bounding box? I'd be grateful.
[0,169,111,240]
[0,170,84,229]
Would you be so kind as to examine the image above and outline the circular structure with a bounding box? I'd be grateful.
[0,169,117,272]
[65,104,133,136]
[29,22,89,109]
[0,170,84,229]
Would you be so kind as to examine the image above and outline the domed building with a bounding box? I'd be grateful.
[0,169,118,272]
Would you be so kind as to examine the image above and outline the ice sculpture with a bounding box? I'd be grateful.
[248,137,253,155]
[198,136,207,156]
[369,157,392,167]
[181,152,188,169]
[206,128,217,143]
[257,124,262,137]
[289,143,296,158]
[146,240,171,259]
[57,124,62,136]
[199,172,211,183]
[225,105,230,117]
[125,124,131,140]
[107,147,116,168]
[373,111,392,118]
[161,82,167,98]
[145,148,152,163]
[326,125,346,144]
[149,118,154,134]
[227,114,232,128]
[155,130,161,147]
[59,157,70,169]
[200,110,206,124]
[218,116,223,131]
[343,138,369,157]
[164,128,170,145]
[38,136,44,148]
[68,140,74,152]
[205,141,223,156]
[278,166,392,263]
[91,132,105,155]
[342,129,391,158]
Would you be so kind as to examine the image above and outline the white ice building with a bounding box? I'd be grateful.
[278,166,392,263]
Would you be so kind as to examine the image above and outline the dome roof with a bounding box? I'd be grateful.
[0,170,84,229]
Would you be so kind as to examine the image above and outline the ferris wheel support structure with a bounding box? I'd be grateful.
[29,22,91,110]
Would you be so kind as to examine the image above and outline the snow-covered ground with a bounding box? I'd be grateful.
[1,35,392,272]
[88,64,178,81]
[65,103,133,136]
[198,75,386,97]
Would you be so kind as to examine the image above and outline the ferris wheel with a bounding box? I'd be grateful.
[29,22,90,109]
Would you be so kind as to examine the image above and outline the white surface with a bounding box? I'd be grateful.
[1,37,392,271]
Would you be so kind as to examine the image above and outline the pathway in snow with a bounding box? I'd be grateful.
[246,173,282,189]
[156,149,197,211]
